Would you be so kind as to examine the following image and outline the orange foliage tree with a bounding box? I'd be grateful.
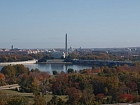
[67,87,82,105]
[0,73,6,86]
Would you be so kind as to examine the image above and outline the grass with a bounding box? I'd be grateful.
[0,89,68,104]
[44,94,68,102]
[0,89,34,104]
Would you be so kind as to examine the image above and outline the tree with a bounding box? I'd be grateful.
[31,81,40,95]
[39,72,50,96]
[79,88,95,105]
[33,95,46,105]
[39,72,50,82]
[1,65,16,78]
[0,73,6,86]
[67,87,82,105]
[47,95,65,105]
[96,93,105,103]
[13,64,29,76]
[134,62,140,67]
[52,72,68,95]
[0,55,8,62]
[19,74,33,93]
[117,94,134,103]
[53,70,58,75]
[67,68,74,73]
[52,82,61,95]
[32,68,40,73]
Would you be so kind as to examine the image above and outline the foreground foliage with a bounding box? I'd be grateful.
[1,63,140,104]
[0,92,29,105]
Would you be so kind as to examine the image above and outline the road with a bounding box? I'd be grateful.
[0,84,20,90]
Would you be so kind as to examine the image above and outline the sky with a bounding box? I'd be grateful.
[0,0,140,49]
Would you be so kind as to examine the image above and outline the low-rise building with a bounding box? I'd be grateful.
[50,50,65,58]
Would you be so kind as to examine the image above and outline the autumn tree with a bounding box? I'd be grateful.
[67,87,82,105]
[39,71,50,83]
[96,93,105,103]
[79,88,95,105]
[52,71,68,95]
[117,94,134,103]
[0,73,6,86]
[33,95,46,105]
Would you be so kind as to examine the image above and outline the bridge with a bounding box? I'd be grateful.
[72,60,134,67]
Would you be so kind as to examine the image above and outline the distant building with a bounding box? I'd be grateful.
[50,50,65,58]
[11,45,14,49]
[69,46,73,53]
[0,48,44,55]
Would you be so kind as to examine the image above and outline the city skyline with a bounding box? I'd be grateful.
[0,0,140,49]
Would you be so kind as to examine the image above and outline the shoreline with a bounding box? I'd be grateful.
[37,62,72,64]
[0,59,72,65]
[0,59,37,65]
[37,59,72,64]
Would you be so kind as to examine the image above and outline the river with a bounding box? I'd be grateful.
[0,63,92,74]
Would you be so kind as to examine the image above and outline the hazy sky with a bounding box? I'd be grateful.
[0,0,140,49]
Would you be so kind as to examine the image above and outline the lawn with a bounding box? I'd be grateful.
[0,89,68,104]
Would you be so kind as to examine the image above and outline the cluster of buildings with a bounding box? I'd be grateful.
[0,45,45,54]
[0,48,44,55]
[0,34,74,59]
[0,47,74,59]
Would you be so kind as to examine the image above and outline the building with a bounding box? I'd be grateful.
[69,46,73,53]
[50,51,65,59]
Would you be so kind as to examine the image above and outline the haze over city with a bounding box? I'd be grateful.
[0,0,140,49]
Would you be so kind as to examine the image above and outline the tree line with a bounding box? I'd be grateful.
[1,51,140,63]
[67,51,140,61]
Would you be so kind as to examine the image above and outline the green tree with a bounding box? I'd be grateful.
[19,75,34,93]
[31,81,40,95]
[47,95,65,105]
[31,68,40,73]
[67,68,74,73]
[13,64,29,76]
[53,70,58,75]
[1,65,16,78]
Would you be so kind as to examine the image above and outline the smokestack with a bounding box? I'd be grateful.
[65,33,68,57]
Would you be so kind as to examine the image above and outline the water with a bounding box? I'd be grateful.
[0,63,92,74]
